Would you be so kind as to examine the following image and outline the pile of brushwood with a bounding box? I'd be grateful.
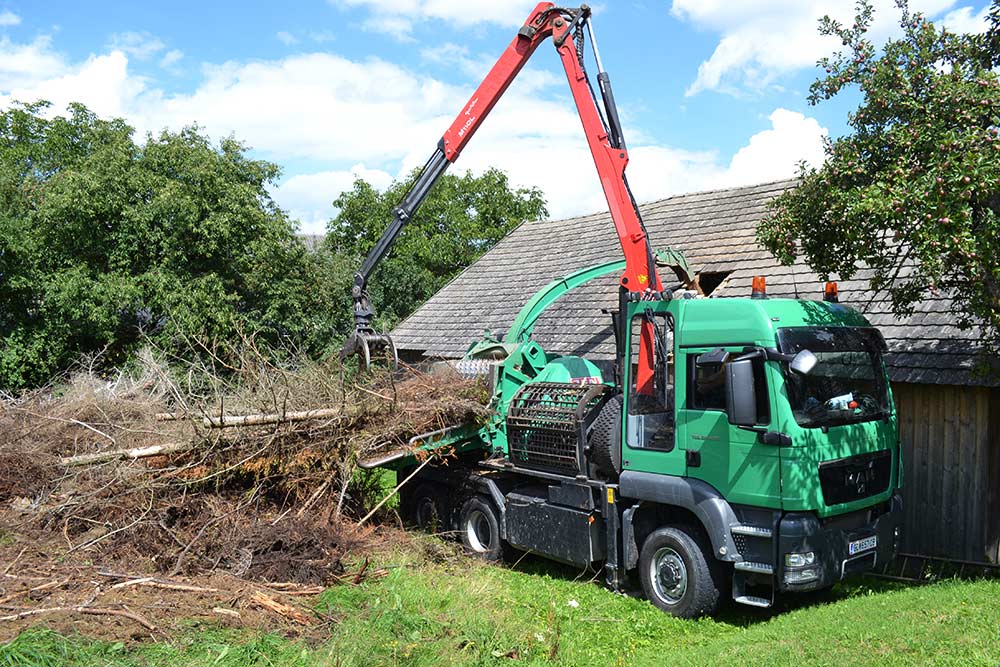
[0,344,489,639]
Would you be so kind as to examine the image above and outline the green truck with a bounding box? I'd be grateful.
[361,259,902,618]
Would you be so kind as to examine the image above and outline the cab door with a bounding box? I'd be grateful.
[620,309,686,477]
[675,348,782,510]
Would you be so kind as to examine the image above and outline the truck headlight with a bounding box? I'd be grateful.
[784,552,816,568]
[784,567,820,584]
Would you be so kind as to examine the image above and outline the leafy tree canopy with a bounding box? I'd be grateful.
[325,167,547,328]
[759,1,1000,353]
[0,102,346,390]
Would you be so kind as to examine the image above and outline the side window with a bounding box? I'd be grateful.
[689,355,726,411]
[688,353,771,424]
[628,312,673,414]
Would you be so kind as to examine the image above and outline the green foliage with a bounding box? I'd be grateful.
[326,168,547,329]
[759,1,1000,353]
[0,102,350,391]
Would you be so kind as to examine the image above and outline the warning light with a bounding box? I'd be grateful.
[751,276,767,299]
[824,281,839,303]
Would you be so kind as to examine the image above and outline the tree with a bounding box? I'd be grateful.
[0,102,345,390]
[758,1,1000,354]
[326,167,547,328]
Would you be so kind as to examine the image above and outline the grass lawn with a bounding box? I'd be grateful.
[2,537,998,667]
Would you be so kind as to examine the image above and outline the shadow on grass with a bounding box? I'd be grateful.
[502,552,926,626]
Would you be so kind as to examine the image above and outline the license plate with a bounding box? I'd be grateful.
[848,535,877,555]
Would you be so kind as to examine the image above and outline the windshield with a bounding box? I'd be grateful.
[777,327,890,429]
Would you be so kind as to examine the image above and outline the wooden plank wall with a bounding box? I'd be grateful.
[989,390,1000,563]
[894,382,998,563]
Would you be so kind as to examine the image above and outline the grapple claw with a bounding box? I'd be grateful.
[340,331,398,372]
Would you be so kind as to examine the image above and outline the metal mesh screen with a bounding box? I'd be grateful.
[506,382,606,475]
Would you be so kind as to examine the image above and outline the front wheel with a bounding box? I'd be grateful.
[639,526,722,618]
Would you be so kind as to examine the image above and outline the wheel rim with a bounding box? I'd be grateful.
[649,546,688,605]
[465,509,493,552]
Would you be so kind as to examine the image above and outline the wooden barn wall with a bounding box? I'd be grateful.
[894,382,998,564]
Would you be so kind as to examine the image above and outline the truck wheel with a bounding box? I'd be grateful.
[639,526,721,618]
[459,496,503,561]
[409,483,448,533]
[589,395,622,477]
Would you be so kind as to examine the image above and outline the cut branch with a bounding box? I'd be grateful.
[60,442,193,467]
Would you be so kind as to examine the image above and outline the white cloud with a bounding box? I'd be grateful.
[310,30,336,43]
[941,5,991,34]
[0,36,66,89]
[160,49,183,69]
[276,31,298,46]
[419,41,558,89]
[0,10,20,27]
[131,53,466,163]
[109,31,165,61]
[365,14,416,40]
[724,108,826,183]
[274,164,394,234]
[0,50,145,120]
[672,0,963,96]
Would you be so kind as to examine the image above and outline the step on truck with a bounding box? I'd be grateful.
[342,3,902,617]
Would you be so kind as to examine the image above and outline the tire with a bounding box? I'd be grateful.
[407,483,448,533]
[639,526,723,618]
[459,495,503,562]
[589,395,622,477]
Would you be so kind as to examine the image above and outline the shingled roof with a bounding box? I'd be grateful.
[391,179,994,387]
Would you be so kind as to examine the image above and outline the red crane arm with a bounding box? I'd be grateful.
[344,3,662,393]
[440,2,662,296]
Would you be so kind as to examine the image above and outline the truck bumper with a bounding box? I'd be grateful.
[777,491,902,592]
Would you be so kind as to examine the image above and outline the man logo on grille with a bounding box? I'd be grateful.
[846,470,868,495]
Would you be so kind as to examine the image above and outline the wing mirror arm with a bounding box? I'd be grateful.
[762,347,817,375]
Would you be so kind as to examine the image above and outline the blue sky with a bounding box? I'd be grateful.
[0,1,991,233]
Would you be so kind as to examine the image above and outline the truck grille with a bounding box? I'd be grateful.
[506,382,607,475]
[818,450,892,506]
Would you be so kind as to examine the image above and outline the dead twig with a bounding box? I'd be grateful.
[212,607,241,618]
[357,456,433,526]
[0,579,69,606]
[249,590,311,625]
[109,577,221,594]
[1,547,28,576]
[351,558,369,585]
[0,605,156,631]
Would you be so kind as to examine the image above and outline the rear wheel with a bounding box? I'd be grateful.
[459,496,503,562]
[639,526,722,618]
[408,483,448,533]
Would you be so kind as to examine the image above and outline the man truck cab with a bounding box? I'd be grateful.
[612,293,900,611]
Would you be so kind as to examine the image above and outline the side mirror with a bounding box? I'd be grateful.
[697,348,730,367]
[789,349,817,375]
[725,359,758,427]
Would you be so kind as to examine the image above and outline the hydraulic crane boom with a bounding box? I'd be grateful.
[341,2,663,391]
